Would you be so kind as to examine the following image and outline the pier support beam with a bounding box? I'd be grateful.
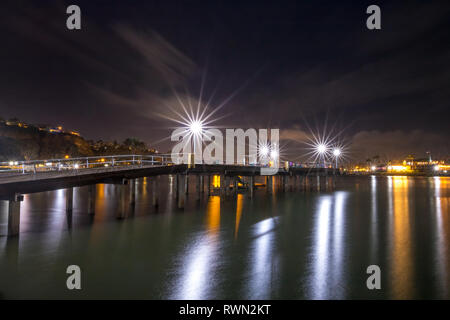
[225,176,230,196]
[7,194,23,237]
[220,175,225,196]
[196,175,201,201]
[300,176,305,191]
[317,175,321,192]
[178,175,186,209]
[88,184,96,215]
[129,179,136,206]
[152,176,159,207]
[174,174,178,197]
[184,175,189,195]
[249,176,254,199]
[66,187,73,213]
[117,180,129,219]
[200,175,204,194]
[234,177,239,196]
[267,176,273,194]
[206,175,211,196]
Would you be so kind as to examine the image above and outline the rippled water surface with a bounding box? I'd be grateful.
[1,176,449,299]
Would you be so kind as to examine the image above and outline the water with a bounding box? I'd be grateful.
[0,176,449,299]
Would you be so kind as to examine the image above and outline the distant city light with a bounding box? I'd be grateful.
[9,161,14,166]
[371,165,376,171]
[74,164,79,169]
[434,165,439,171]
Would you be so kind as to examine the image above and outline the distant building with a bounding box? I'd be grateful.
[68,130,80,136]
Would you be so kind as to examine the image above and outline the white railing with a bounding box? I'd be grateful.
[0,154,174,174]
[0,154,330,176]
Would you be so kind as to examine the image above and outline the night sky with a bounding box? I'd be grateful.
[0,0,449,161]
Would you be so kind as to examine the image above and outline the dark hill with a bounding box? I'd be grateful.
[0,124,93,161]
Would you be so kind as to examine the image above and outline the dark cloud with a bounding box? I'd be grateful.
[0,0,449,160]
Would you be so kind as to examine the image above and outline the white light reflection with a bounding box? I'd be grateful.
[370,176,378,261]
[171,197,221,299]
[309,196,332,299]
[433,177,448,298]
[331,192,347,298]
[247,216,279,299]
[387,176,393,253]
[173,235,218,299]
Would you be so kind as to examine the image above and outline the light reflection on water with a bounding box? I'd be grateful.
[0,176,450,299]
[170,196,221,300]
[247,216,279,299]
[433,177,449,298]
[308,191,348,299]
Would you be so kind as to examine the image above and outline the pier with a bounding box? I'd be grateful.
[0,154,337,236]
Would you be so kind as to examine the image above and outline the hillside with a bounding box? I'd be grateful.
[0,121,157,162]
[0,124,94,161]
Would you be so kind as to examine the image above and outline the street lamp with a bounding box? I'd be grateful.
[188,120,203,164]
[189,120,203,135]
[316,144,327,168]
[260,145,269,157]
[270,149,278,159]
[333,148,341,169]
[317,144,327,154]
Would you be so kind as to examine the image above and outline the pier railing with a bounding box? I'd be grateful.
[0,154,174,175]
[0,153,333,176]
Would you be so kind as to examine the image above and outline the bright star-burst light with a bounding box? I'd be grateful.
[260,145,269,157]
[189,120,203,135]
[270,149,278,159]
[152,64,252,153]
[333,148,341,157]
[317,144,327,154]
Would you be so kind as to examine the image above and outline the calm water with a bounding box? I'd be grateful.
[0,175,449,299]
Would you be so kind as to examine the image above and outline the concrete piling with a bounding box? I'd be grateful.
[196,175,201,201]
[185,175,189,195]
[220,174,225,196]
[200,175,204,193]
[206,175,211,196]
[267,176,273,194]
[66,187,73,213]
[225,176,230,196]
[129,179,136,206]
[178,175,186,209]
[117,182,128,219]
[152,176,159,207]
[7,194,23,236]
[88,184,96,214]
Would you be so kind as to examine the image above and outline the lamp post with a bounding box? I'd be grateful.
[317,144,327,168]
[333,148,341,169]
[189,120,203,164]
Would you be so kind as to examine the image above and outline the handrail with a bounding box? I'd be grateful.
[0,153,335,175]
